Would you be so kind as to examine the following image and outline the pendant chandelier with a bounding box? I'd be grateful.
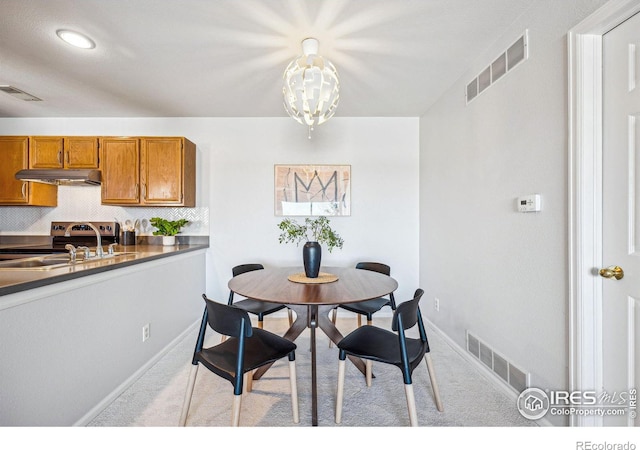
[283,38,340,138]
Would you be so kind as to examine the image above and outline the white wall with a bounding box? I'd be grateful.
[0,117,420,306]
[0,250,205,425]
[419,0,607,410]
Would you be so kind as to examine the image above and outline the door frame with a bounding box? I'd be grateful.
[569,0,640,427]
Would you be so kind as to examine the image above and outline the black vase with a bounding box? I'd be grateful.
[303,241,322,278]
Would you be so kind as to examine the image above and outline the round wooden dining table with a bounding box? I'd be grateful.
[227,266,398,426]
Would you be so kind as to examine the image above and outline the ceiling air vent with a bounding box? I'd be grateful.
[0,85,42,101]
[466,30,528,104]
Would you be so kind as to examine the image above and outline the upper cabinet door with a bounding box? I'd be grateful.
[0,136,30,203]
[141,137,183,205]
[29,136,64,168]
[29,136,99,169]
[64,137,99,169]
[100,137,140,205]
[140,137,195,206]
[0,136,57,206]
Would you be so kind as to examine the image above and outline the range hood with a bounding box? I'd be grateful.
[15,169,101,186]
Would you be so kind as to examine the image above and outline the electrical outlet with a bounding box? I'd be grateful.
[142,323,150,342]
[434,298,440,312]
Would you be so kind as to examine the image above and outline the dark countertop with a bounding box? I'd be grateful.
[0,243,208,297]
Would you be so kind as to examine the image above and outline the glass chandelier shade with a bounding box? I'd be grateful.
[283,38,340,133]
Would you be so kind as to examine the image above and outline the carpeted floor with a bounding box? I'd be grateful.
[87,316,535,428]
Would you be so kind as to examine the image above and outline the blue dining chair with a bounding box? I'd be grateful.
[335,288,443,426]
[179,294,299,426]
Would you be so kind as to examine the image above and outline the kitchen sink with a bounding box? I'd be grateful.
[0,257,72,270]
[0,252,137,270]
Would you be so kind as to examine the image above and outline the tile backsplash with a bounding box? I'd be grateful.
[0,185,209,236]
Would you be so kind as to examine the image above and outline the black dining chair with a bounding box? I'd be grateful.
[330,262,396,347]
[335,288,443,426]
[179,294,299,426]
[227,264,294,392]
[228,263,293,333]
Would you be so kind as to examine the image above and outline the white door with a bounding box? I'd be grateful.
[602,10,640,427]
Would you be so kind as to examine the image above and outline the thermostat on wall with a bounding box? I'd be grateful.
[517,194,541,212]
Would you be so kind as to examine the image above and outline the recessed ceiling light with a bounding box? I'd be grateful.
[56,29,95,49]
[0,85,41,101]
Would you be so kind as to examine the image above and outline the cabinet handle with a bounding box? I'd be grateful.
[21,182,27,199]
[66,151,70,164]
[143,184,147,200]
[57,150,62,165]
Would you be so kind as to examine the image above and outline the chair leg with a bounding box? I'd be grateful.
[329,309,337,348]
[367,318,372,326]
[357,314,362,328]
[244,370,253,393]
[424,353,444,411]
[289,360,299,423]
[288,309,294,326]
[220,335,227,343]
[179,364,199,426]
[365,360,372,387]
[335,359,346,423]
[244,321,261,392]
[404,383,418,426]
[231,393,242,426]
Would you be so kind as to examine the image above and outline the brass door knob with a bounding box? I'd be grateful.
[599,266,624,280]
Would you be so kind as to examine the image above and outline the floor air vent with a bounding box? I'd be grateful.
[466,31,528,104]
[466,331,528,393]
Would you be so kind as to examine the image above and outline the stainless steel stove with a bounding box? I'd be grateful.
[0,221,120,256]
[50,221,120,249]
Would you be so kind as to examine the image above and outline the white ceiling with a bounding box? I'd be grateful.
[0,0,534,119]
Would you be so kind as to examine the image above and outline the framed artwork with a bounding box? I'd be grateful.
[274,164,351,216]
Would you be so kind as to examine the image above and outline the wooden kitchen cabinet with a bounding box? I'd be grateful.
[0,136,57,206]
[141,137,195,206]
[100,137,141,205]
[100,136,195,206]
[29,136,99,169]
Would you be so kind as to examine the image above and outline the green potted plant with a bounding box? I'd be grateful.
[277,216,344,278]
[150,217,189,246]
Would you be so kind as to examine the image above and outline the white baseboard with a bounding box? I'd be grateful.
[426,319,553,427]
[73,319,200,426]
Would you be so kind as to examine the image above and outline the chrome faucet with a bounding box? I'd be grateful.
[64,244,77,262]
[64,222,104,258]
[77,246,92,260]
